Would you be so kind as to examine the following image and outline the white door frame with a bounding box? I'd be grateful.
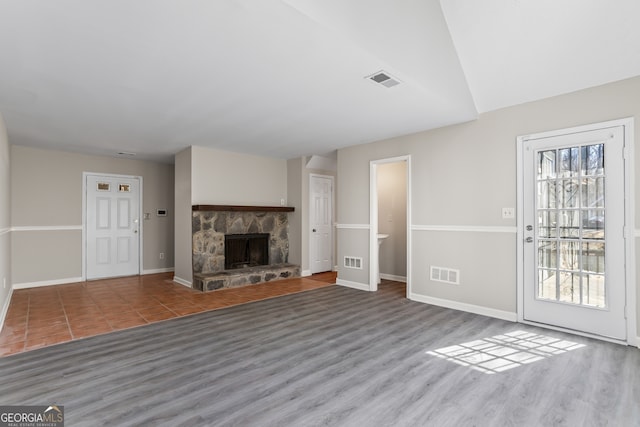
[369,155,411,296]
[82,172,144,281]
[516,118,637,346]
[308,173,335,274]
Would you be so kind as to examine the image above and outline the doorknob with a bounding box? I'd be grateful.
[134,230,138,234]
[312,229,317,232]
[525,237,533,243]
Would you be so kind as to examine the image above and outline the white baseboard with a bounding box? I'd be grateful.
[173,276,192,287]
[380,273,407,283]
[142,268,175,275]
[410,292,517,322]
[14,272,186,289]
[0,287,14,333]
[336,278,370,291]
[301,269,312,277]
[13,270,175,288]
[13,277,84,290]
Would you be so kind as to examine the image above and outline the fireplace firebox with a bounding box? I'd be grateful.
[225,233,269,270]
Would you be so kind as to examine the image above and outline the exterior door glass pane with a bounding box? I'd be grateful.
[582,210,604,240]
[559,210,580,238]
[536,143,606,308]
[537,181,556,209]
[559,179,579,208]
[581,177,604,208]
[582,145,604,176]
[538,150,556,179]
[538,211,556,238]
[558,147,580,177]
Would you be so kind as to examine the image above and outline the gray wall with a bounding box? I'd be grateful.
[174,147,193,285]
[191,146,287,205]
[377,161,407,278]
[174,145,289,285]
[10,145,174,284]
[287,157,303,269]
[0,114,11,323]
[337,75,640,332]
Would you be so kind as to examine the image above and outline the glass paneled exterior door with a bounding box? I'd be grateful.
[522,126,626,340]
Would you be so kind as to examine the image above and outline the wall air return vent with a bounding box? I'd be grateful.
[366,70,401,88]
[430,266,460,285]
[344,256,363,269]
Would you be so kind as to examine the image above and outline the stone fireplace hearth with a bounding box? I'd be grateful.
[191,205,300,292]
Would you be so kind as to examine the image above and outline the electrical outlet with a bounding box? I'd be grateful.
[280,198,285,206]
[159,253,165,260]
[502,207,515,219]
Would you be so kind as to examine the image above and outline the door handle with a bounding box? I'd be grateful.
[312,229,317,232]
[134,230,138,234]
[525,237,533,243]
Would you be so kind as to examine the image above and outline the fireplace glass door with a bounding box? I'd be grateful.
[225,233,269,269]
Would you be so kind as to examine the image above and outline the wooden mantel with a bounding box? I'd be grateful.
[192,205,294,212]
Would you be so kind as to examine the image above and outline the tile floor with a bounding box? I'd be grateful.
[0,271,336,357]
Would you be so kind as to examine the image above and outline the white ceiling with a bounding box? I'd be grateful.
[441,0,640,113]
[0,0,639,163]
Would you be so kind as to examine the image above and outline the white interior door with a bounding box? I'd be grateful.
[522,126,626,340]
[310,175,333,273]
[86,174,141,280]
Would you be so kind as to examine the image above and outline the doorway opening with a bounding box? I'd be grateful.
[370,156,411,296]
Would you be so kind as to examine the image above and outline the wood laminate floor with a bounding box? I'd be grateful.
[0,272,336,356]
[1,280,639,426]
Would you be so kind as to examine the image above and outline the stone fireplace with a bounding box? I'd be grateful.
[191,205,300,292]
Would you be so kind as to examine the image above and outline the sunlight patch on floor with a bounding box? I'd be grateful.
[426,330,586,374]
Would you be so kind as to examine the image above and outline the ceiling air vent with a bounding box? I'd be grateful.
[367,70,401,88]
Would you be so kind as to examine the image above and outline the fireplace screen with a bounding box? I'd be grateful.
[225,233,269,270]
